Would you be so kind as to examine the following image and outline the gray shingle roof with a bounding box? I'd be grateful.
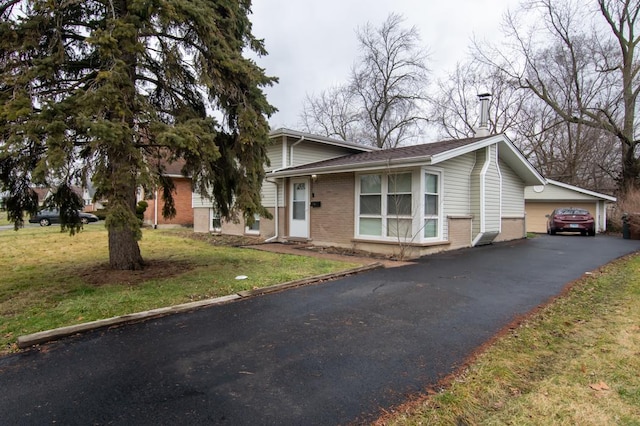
[274,136,486,173]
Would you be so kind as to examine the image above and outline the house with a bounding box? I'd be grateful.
[142,160,194,228]
[194,128,546,259]
[192,128,375,235]
[524,179,616,233]
[31,186,98,212]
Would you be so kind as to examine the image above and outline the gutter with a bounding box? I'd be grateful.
[270,156,433,179]
[264,178,279,242]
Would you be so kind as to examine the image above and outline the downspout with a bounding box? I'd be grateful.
[263,135,303,242]
[265,178,279,242]
[154,189,159,229]
[472,146,491,246]
[289,136,305,167]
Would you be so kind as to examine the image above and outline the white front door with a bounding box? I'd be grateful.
[290,178,309,238]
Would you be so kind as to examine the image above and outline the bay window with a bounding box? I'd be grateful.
[357,169,442,242]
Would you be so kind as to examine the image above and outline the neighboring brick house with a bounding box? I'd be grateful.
[142,160,194,228]
[31,186,99,212]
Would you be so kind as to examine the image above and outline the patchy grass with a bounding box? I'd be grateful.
[0,213,15,226]
[0,225,359,354]
[378,253,640,425]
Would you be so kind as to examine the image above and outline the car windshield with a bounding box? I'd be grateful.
[556,208,589,215]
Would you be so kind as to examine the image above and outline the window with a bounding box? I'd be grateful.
[356,169,442,242]
[359,174,382,236]
[357,172,413,239]
[423,172,439,238]
[246,214,260,234]
[210,209,221,232]
[387,173,412,238]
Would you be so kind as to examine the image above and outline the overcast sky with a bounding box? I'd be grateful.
[249,0,520,131]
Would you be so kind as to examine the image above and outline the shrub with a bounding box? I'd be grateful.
[609,187,640,232]
[136,200,148,221]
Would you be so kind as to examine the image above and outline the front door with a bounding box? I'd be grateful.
[289,178,309,238]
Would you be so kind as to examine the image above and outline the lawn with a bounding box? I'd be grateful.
[0,225,360,354]
[378,253,640,425]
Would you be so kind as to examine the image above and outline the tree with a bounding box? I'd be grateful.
[0,0,276,270]
[300,13,430,148]
[475,0,640,192]
[299,85,361,142]
[430,59,618,192]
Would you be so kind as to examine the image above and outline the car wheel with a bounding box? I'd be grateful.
[39,218,51,227]
[81,217,89,225]
[589,229,596,236]
[550,227,556,235]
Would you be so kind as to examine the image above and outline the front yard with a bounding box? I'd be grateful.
[0,225,359,354]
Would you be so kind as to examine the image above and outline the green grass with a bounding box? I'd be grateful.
[380,253,640,425]
[0,225,359,353]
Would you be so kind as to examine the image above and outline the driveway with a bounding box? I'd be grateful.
[0,235,638,425]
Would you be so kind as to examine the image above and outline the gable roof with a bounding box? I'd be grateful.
[526,179,617,202]
[269,128,376,153]
[270,134,545,185]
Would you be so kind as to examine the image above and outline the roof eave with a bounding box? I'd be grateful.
[269,128,376,153]
[269,156,432,178]
[430,134,545,186]
[546,179,617,202]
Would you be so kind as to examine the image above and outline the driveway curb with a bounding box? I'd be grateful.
[16,262,384,349]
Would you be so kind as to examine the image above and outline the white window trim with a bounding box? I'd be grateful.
[355,168,444,243]
[209,208,222,233]
[421,167,444,242]
[245,214,261,235]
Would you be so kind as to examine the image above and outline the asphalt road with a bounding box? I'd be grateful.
[1,234,638,425]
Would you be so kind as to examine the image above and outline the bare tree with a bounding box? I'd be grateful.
[299,85,362,142]
[300,13,430,148]
[430,58,618,192]
[429,61,529,139]
[475,0,640,193]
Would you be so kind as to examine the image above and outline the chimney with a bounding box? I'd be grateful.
[476,93,491,137]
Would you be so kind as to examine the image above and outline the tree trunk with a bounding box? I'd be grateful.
[109,225,144,270]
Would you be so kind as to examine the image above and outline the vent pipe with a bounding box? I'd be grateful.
[476,93,491,137]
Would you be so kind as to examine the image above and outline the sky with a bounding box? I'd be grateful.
[249,0,520,131]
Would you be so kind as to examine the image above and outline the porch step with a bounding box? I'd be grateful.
[283,237,312,245]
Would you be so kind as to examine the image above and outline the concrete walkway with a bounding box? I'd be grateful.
[0,234,638,425]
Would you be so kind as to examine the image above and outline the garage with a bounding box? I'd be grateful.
[525,180,616,234]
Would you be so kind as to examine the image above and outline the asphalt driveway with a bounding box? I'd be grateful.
[1,234,638,425]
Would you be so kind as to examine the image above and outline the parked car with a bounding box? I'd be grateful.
[28,209,100,227]
[546,207,595,236]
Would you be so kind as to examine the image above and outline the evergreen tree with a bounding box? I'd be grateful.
[0,0,276,270]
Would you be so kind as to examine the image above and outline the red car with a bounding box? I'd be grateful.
[546,208,595,236]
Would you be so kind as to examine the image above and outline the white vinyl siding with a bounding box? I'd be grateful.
[192,191,214,208]
[484,145,501,232]
[290,142,352,166]
[439,152,475,240]
[265,143,283,171]
[470,149,485,236]
[441,153,475,215]
[524,184,604,201]
[500,158,525,216]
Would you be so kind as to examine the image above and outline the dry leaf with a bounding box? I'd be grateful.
[589,381,610,391]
